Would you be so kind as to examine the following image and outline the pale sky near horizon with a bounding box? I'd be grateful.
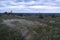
[0,0,60,13]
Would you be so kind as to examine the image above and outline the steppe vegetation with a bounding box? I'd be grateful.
[0,12,60,40]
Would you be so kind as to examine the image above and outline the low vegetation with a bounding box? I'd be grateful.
[0,12,60,40]
[0,24,23,40]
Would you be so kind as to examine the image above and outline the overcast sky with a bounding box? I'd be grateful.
[0,0,60,13]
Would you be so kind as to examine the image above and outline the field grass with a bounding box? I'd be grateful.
[0,14,60,40]
[0,24,24,40]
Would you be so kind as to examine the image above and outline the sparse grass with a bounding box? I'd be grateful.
[31,23,60,40]
[0,14,60,40]
[0,24,24,40]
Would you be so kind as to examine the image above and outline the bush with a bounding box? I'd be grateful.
[51,14,56,18]
[39,14,44,19]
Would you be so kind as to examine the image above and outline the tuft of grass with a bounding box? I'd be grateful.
[0,24,24,40]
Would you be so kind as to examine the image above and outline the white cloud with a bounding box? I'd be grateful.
[0,0,60,13]
[29,5,60,9]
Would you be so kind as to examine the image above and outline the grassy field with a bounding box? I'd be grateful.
[0,13,60,40]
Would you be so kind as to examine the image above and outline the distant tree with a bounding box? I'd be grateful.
[17,14,23,16]
[4,12,7,14]
[9,10,13,14]
[8,10,15,16]
[39,14,44,19]
[0,14,2,16]
[51,14,56,18]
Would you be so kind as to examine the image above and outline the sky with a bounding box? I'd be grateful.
[0,0,60,13]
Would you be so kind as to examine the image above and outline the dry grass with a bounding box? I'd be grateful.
[0,15,60,40]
